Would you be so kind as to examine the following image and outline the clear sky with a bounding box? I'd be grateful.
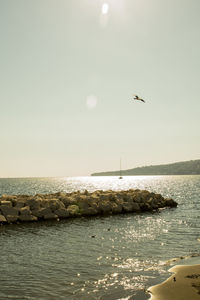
[0,0,200,177]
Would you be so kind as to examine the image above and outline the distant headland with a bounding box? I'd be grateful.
[91,159,200,176]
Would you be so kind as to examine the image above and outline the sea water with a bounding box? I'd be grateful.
[0,175,200,300]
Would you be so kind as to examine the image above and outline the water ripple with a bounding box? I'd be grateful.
[0,175,199,299]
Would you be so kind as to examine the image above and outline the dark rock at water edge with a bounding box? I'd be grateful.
[0,189,178,225]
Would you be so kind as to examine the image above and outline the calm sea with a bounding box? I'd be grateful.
[0,175,200,300]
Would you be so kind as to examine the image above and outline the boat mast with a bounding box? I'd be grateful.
[119,157,123,179]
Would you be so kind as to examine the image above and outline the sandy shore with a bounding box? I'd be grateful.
[148,264,200,300]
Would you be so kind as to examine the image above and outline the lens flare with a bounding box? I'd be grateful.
[102,3,109,15]
[86,95,98,109]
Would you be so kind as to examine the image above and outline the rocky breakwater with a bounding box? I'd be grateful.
[0,189,177,225]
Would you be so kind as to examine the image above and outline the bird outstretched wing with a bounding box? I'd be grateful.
[132,94,145,102]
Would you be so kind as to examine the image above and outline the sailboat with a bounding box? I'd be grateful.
[119,158,123,179]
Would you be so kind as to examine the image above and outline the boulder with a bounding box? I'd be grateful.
[139,202,153,211]
[134,192,145,203]
[164,198,178,207]
[125,194,134,204]
[147,197,159,209]
[122,202,134,213]
[1,195,17,201]
[33,207,59,220]
[87,207,99,215]
[40,199,51,208]
[6,215,18,223]
[60,196,77,208]
[14,201,25,209]
[154,193,164,201]
[66,205,80,216]
[34,207,52,218]
[48,199,65,211]
[140,190,152,202]
[99,193,111,202]
[88,196,100,207]
[56,192,68,198]
[89,202,98,211]
[34,194,44,200]
[98,201,113,214]
[0,215,7,223]
[121,193,130,202]
[83,190,89,195]
[19,206,32,215]
[27,198,41,210]
[80,206,98,216]
[54,208,69,218]
[131,194,141,203]
[19,215,38,222]
[111,202,123,214]
[77,200,89,210]
[0,206,19,216]
[0,200,12,207]
[43,213,58,220]
[77,198,99,215]
[131,202,141,212]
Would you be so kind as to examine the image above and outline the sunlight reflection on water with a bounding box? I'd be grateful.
[0,176,200,299]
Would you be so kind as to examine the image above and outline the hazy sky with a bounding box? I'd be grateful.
[0,0,200,177]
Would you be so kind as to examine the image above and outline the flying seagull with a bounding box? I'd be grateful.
[133,94,145,103]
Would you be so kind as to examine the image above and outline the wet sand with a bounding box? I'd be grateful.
[148,264,200,300]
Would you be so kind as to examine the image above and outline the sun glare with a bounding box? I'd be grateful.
[102,3,109,15]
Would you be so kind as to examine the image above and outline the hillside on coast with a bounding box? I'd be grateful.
[91,159,200,176]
